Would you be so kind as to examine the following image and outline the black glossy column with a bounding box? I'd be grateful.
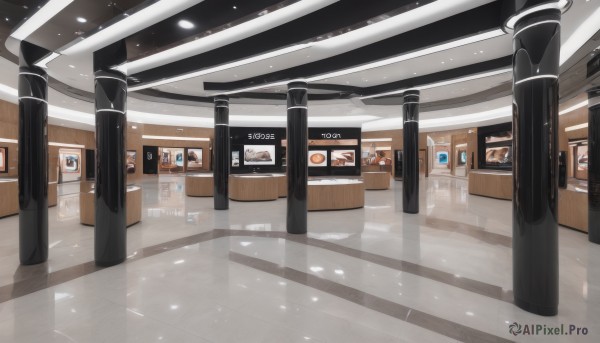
[287,82,308,234]
[589,87,600,244]
[213,95,230,210]
[511,9,561,316]
[94,41,127,267]
[402,90,420,214]
[18,41,50,265]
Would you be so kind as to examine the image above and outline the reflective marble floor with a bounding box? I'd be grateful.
[0,175,599,342]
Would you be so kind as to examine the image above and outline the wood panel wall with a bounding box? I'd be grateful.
[558,94,588,179]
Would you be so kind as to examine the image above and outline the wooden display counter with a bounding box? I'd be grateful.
[229,175,279,201]
[0,179,18,218]
[80,185,142,227]
[185,174,214,197]
[361,165,392,173]
[0,179,57,217]
[468,170,512,200]
[362,172,390,190]
[308,179,365,211]
[271,174,287,198]
[48,182,57,207]
[558,180,588,233]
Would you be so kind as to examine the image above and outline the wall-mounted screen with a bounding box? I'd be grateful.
[331,150,356,167]
[577,145,588,171]
[126,151,137,174]
[243,145,276,165]
[478,122,513,170]
[457,150,467,166]
[158,147,185,173]
[437,151,449,165]
[308,150,327,167]
[186,148,203,171]
[485,147,512,167]
[0,147,7,173]
[232,151,240,167]
[59,148,82,183]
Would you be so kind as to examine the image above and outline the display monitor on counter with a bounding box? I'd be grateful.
[187,148,203,171]
[477,122,513,170]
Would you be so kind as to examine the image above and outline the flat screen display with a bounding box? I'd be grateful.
[126,151,136,174]
[158,147,185,172]
[331,150,356,167]
[577,145,588,171]
[243,145,276,165]
[308,150,327,167]
[485,146,512,167]
[437,151,449,165]
[186,148,203,171]
[0,147,6,173]
[458,150,467,166]
[232,151,240,167]
[60,149,81,173]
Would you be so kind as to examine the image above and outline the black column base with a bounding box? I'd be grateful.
[514,297,558,317]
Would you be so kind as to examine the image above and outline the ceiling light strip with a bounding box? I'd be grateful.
[565,123,588,132]
[0,138,18,144]
[306,29,506,83]
[10,0,73,40]
[124,0,337,75]
[559,100,588,115]
[142,135,210,141]
[221,29,506,95]
[49,142,85,148]
[128,44,312,91]
[360,68,512,100]
[34,52,61,69]
[60,0,204,55]
[362,138,392,142]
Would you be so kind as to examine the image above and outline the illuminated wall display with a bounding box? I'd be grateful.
[230,127,285,173]
[0,147,7,173]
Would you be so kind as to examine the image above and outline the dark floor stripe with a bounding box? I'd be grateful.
[222,229,514,303]
[0,228,512,305]
[229,251,514,343]
[423,217,512,248]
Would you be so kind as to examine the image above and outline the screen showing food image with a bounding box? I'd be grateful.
[308,150,327,167]
[126,151,136,174]
[485,131,512,144]
[485,146,512,166]
[437,151,449,165]
[458,150,467,166]
[232,151,240,167]
[577,145,588,171]
[331,150,356,167]
[186,148,203,171]
[243,145,276,165]
[0,147,6,173]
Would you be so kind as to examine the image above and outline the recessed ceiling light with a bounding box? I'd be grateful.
[76,17,87,23]
[68,64,75,68]
[269,65,273,68]
[178,19,194,29]
[233,5,237,10]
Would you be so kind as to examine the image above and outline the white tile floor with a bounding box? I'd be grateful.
[0,175,599,342]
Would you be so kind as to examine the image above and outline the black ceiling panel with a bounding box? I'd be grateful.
[202,0,504,92]
[125,0,294,61]
[128,0,434,87]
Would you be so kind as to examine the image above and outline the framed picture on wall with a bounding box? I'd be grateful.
[187,148,203,171]
[0,147,7,173]
[126,150,137,174]
[577,145,588,171]
[437,151,449,165]
[232,151,240,167]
